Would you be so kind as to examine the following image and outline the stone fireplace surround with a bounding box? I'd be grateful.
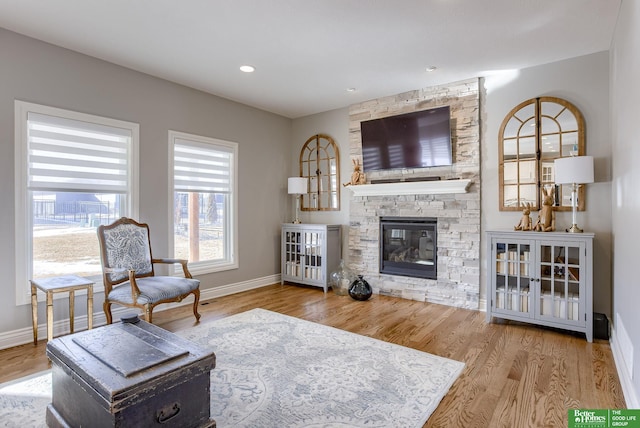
[346,78,480,309]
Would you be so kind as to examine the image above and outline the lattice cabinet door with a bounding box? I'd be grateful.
[282,228,303,280]
[489,237,534,318]
[536,240,586,326]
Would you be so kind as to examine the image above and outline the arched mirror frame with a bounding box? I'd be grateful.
[499,96,586,212]
[299,134,340,211]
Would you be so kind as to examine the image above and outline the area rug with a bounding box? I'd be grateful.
[0,308,464,427]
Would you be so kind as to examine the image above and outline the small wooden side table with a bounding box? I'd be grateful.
[31,275,94,345]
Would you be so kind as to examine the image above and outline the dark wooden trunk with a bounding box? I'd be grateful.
[46,318,215,427]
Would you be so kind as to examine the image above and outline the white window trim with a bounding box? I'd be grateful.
[14,101,139,306]
[168,130,238,275]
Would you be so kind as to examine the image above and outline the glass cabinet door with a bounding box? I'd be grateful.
[283,230,302,278]
[303,231,324,282]
[537,242,583,323]
[493,240,532,317]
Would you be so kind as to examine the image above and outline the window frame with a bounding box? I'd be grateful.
[498,96,586,211]
[299,134,340,212]
[168,130,238,275]
[14,101,139,305]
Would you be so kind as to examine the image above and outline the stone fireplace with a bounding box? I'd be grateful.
[346,78,480,309]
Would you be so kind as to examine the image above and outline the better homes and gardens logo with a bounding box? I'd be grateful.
[569,409,640,428]
[571,410,608,427]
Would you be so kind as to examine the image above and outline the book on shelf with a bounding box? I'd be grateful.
[520,251,530,276]
[568,292,579,321]
[497,252,507,274]
[496,285,505,309]
[508,251,518,275]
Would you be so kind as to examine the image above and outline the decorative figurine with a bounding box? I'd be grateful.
[533,187,555,232]
[343,159,366,186]
[514,202,532,231]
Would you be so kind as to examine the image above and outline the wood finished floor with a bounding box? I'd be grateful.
[0,283,626,427]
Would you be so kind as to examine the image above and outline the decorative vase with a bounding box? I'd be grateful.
[349,275,372,301]
[330,260,356,296]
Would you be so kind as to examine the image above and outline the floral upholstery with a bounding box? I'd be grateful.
[103,223,153,283]
[97,217,201,324]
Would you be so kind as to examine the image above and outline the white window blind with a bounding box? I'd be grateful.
[173,138,233,193]
[15,100,139,306]
[27,112,131,193]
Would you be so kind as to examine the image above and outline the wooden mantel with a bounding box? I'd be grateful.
[347,179,472,197]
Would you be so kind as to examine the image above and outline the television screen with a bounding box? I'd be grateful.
[360,105,452,172]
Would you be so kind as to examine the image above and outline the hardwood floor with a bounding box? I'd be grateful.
[0,284,626,427]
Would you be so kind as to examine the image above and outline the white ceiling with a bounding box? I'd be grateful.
[0,0,621,119]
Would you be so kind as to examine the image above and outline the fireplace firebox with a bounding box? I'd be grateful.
[380,217,437,279]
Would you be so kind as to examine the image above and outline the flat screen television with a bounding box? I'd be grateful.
[360,105,452,172]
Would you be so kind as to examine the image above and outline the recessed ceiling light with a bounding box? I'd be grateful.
[239,65,255,73]
[347,88,356,92]
[426,66,437,72]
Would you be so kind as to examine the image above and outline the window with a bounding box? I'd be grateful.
[169,131,238,274]
[15,101,139,305]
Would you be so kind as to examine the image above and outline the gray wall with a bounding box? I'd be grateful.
[290,107,350,257]
[611,0,640,407]
[0,28,291,335]
[482,51,612,317]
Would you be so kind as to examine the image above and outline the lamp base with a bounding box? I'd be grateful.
[566,224,584,233]
[292,194,302,224]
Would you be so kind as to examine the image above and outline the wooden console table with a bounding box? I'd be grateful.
[31,275,94,344]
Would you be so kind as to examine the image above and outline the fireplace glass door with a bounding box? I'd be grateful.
[380,217,437,279]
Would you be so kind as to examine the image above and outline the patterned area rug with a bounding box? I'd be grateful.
[0,308,464,427]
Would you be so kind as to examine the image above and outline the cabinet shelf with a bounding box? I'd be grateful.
[487,230,594,342]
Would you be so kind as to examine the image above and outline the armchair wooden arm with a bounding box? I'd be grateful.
[127,269,142,303]
[104,266,143,303]
[152,258,193,278]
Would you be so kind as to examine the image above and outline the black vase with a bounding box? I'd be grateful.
[349,275,372,301]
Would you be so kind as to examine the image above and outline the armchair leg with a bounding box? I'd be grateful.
[192,289,201,322]
[145,305,152,324]
[104,302,113,325]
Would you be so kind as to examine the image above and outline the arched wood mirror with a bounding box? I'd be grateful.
[299,134,340,211]
[499,97,585,211]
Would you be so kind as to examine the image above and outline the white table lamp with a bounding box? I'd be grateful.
[554,156,594,233]
[288,177,307,224]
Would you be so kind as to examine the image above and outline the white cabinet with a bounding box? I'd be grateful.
[281,224,342,293]
[486,230,594,342]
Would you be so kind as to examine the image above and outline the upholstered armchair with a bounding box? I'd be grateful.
[97,217,201,324]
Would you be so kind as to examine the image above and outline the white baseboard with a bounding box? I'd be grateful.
[0,274,280,351]
[610,326,640,408]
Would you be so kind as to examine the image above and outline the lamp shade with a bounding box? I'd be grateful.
[287,177,307,194]
[554,156,594,184]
